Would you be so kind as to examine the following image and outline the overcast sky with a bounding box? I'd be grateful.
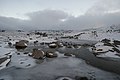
[0,0,120,30]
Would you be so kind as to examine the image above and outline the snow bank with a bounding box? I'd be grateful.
[0,59,10,70]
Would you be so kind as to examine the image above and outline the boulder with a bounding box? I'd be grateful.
[56,42,64,47]
[101,39,110,43]
[66,45,73,48]
[49,43,57,48]
[15,40,29,49]
[113,40,120,45]
[64,53,72,57]
[112,47,120,53]
[34,40,38,44]
[73,44,79,48]
[23,52,29,54]
[32,49,45,59]
[46,52,58,58]
[104,42,113,47]
[8,42,12,46]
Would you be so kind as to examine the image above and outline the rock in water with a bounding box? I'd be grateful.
[49,43,57,48]
[64,53,72,57]
[46,52,58,58]
[15,40,29,49]
[31,49,45,59]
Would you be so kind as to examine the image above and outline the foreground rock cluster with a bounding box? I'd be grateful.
[30,48,58,59]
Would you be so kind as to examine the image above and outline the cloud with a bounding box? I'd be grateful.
[25,9,70,29]
[0,16,23,30]
[61,12,120,30]
[86,0,120,15]
[0,9,70,30]
[60,0,120,30]
[1,0,120,31]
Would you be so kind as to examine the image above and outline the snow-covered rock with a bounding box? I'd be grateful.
[0,57,10,70]
[93,46,113,53]
[97,51,120,58]
[49,43,57,48]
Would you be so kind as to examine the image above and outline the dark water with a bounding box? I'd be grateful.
[58,47,120,75]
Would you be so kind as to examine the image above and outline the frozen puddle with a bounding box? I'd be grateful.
[0,56,120,80]
[8,52,36,68]
[0,75,13,80]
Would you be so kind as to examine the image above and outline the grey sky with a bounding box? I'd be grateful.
[0,0,97,19]
[0,0,120,30]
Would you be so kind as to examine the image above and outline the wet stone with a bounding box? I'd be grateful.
[17,53,20,55]
[64,53,72,57]
[24,52,29,54]
[75,76,89,80]
[46,52,58,58]
[56,77,73,80]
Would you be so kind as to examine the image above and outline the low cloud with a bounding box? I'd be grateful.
[61,0,120,30]
[86,0,120,15]
[0,9,70,30]
[1,0,120,30]
[25,9,69,29]
[0,16,23,30]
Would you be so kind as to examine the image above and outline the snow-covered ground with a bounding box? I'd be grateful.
[78,32,120,41]
[68,28,120,59]
[0,29,120,80]
[0,41,36,69]
[0,42,13,56]
[0,31,59,71]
